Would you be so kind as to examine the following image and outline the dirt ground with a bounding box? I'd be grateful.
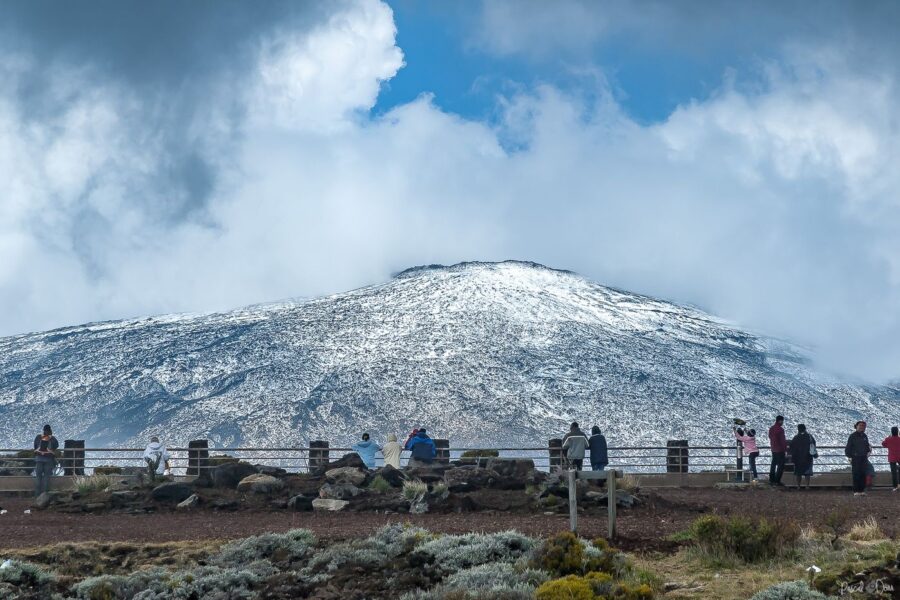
[1,486,896,552]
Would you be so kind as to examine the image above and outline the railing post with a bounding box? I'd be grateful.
[548,438,562,473]
[309,440,329,471]
[62,440,85,476]
[434,439,450,464]
[187,439,209,476]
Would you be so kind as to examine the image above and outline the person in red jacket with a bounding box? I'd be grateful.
[768,415,787,486]
[882,426,900,491]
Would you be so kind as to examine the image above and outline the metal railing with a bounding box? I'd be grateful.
[0,443,891,477]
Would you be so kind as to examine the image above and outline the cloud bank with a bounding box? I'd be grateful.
[1,0,899,382]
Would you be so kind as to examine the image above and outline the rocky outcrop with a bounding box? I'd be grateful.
[371,464,406,487]
[287,494,314,511]
[202,462,259,489]
[177,494,200,510]
[319,483,362,500]
[237,474,284,494]
[151,482,193,503]
[316,453,366,474]
[324,467,366,487]
[444,466,500,492]
[405,463,450,483]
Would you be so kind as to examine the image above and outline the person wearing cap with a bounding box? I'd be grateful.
[405,427,436,468]
[143,436,171,476]
[845,421,872,496]
[381,434,402,469]
[33,424,59,496]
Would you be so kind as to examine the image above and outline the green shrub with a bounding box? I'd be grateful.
[749,580,828,600]
[73,474,114,495]
[213,529,315,567]
[688,515,799,563]
[431,482,448,497]
[534,574,597,600]
[417,531,536,574]
[403,563,550,599]
[531,532,585,576]
[402,479,428,500]
[0,560,55,587]
[460,450,500,458]
[368,475,393,493]
[535,571,654,600]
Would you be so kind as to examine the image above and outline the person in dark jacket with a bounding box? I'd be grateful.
[789,424,815,490]
[881,426,900,491]
[768,415,787,486]
[588,426,608,471]
[845,420,872,496]
[33,424,59,497]
[405,428,436,468]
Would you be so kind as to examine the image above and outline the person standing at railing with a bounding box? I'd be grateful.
[768,415,787,487]
[143,436,171,477]
[734,427,759,480]
[846,420,872,496]
[881,427,900,492]
[789,424,816,490]
[588,426,608,472]
[405,427,437,468]
[382,434,402,469]
[33,424,59,497]
[352,433,379,470]
[562,422,588,471]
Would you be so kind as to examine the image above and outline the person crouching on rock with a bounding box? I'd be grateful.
[382,434,402,469]
[143,436,171,478]
[405,427,436,468]
[562,422,588,471]
[352,432,379,470]
[33,424,59,497]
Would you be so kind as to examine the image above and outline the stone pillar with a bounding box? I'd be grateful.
[666,440,688,473]
[62,440,85,476]
[548,438,563,472]
[434,439,450,464]
[187,439,209,476]
[309,440,330,472]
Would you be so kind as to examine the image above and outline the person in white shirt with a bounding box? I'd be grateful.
[143,436,171,476]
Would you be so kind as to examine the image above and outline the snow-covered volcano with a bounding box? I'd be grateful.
[0,261,897,449]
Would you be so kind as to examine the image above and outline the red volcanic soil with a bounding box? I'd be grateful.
[0,487,895,552]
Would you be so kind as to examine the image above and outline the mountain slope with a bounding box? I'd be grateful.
[0,261,897,449]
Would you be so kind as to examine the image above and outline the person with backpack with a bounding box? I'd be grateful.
[768,415,787,486]
[789,424,816,490]
[846,420,872,496]
[405,427,436,468]
[33,424,59,497]
[881,426,900,491]
[142,436,171,476]
[734,427,760,480]
[351,432,379,469]
[382,434,402,469]
[588,426,608,471]
[562,422,589,471]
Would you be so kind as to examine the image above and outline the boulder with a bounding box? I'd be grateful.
[316,452,366,474]
[405,463,450,483]
[287,495,314,512]
[347,493,408,513]
[151,482,193,503]
[325,467,367,486]
[319,482,362,500]
[370,464,406,487]
[110,490,141,507]
[177,494,200,510]
[206,462,259,489]
[485,458,535,480]
[253,465,288,478]
[443,466,500,492]
[210,499,239,511]
[586,490,641,508]
[237,474,285,494]
[284,474,325,496]
[34,492,54,509]
[312,498,349,512]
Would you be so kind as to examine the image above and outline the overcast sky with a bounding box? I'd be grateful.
[1,0,899,382]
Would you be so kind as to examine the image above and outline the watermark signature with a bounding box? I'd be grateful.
[839,578,895,596]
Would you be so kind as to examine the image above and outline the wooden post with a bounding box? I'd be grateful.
[434,439,450,464]
[62,440,85,476]
[187,439,209,476]
[309,440,330,472]
[549,438,563,472]
[607,469,617,539]
[568,469,578,534]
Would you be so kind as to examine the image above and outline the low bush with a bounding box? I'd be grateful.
[73,474,114,495]
[305,523,432,581]
[847,517,887,541]
[417,531,536,574]
[368,475,393,493]
[749,580,828,600]
[404,563,549,599]
[431,482,448,497]
[402,480,428,500]
[213,529,315,567]
[73,564,274,600]
[0,559,55,588]
[688,514,800,563]
[534,571,654,600]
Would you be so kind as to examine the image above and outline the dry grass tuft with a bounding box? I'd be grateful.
[847,517,886,541]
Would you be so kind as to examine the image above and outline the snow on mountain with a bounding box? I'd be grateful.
[0,261,897,450]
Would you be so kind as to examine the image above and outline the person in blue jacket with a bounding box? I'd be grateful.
[351,432,379,470]
[405,427,436,468]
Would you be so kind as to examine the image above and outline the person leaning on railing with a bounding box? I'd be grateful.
[33,424,59,497]
[846,420,872,496]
